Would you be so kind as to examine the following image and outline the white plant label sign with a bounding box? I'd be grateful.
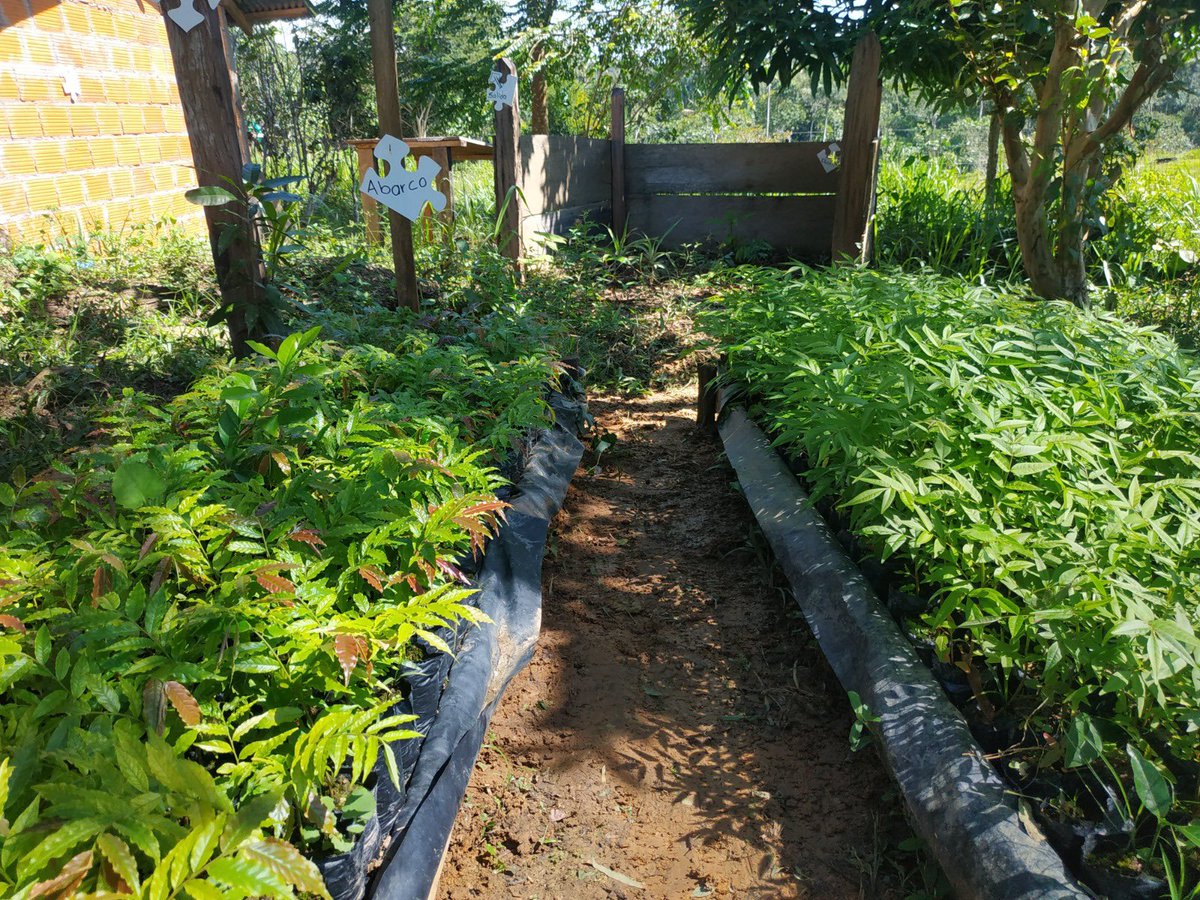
[487,70,516,111]
[817,142,842,173]
[360,135,448,222]
[167,0,219,32]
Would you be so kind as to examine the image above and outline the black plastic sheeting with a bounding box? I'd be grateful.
[315,394,585,900]
[718,406,1088,900]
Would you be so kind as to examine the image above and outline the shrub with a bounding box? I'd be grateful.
[702,266,1200,870]
[0,324,556,896]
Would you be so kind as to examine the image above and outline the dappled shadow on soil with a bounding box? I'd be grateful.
[441,385,906,899]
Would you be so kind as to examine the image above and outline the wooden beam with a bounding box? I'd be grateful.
[367,0,419,311]
[352,142,382,246]
[492,57,522,271]
[831,32,882,263]
[219,0,252,36]
[610,87,626,236]
[162,3,261,356]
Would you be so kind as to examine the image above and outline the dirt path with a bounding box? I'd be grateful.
[440,384,903,899]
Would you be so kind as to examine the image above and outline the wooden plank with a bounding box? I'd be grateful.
[518,135,611,216]
[521,201,611,244]
[831,32,882,262]
[626,142,840,196]
[493,58,522,268]
[353,143,382,246]
[627,194,835,259]
[368,0,418,310]
[611,88,626,235]
[162,3,261,357]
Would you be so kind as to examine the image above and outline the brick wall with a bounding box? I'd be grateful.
[0,0,205,244]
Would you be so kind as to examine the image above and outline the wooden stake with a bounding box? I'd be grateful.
[610,87,626,236]
[831,32,882,264]
[162,4,261,357]
[493,58,522,271]
[367,0,419,311]
[697,362,718,437]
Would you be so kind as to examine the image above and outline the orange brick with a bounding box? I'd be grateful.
[84,173,111,201]
[26,0,62,30]
[38,105,70,137]
[57,138,89,170]
[33,141,67,173]
[0,28,25,60]
[77,76,105,103]
[102,77,129,104]
[87,8,117,37]
[142,106,165,132]
[125,81,151,104]
[113,135,140,165]
[0,71,19,101]
[0,181,27,214]
[55,175,84,206]
[5,105,43,138]
[153,166,176,190]
[24,177,58,211]
[80,204,108,228]
[130,46,151,72]
[22,31,53,64]
[112,13,138,40]
[95,106,120,135]
[163,108,185,133]
[106,199,131,224]
[119,107,145,134]
[108,46,134,70]
[89,136,118,167]
[51,40,87,69]
[128,196,151,220]
[109,169,134,197]
[133,168,154,194]
[1,0,31,27]
[2,142,37,175]
[69,107,99,136]
[59,2,90,33]
[149,80,170,104]
[17,77,59,102]
[138,138,161,163]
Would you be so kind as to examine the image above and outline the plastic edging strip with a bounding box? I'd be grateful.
[719,406,1086,900]
[367,399,585,900]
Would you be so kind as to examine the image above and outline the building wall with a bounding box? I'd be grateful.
[0,0,205,245]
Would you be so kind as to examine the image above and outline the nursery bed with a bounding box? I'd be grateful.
[718,403,1086,900]
[318,394,586,900]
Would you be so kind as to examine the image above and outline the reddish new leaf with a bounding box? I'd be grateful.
[358,566,384,593]
[138,532,159,562]
[92,566,111,603]
[256,569,296,595]
[436,559,471,585]
[29,849,92,898]
[288,528,325,549]
[0,614,25,633]
[164,680,202,726]
[333,633,360,681]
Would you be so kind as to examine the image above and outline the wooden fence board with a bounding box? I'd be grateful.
[519,135,612,216]
[626,142,840,196]
[627,194,835,259]
[522,201,611,247]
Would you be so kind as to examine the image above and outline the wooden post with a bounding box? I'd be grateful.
[697,362,718,437]
[367,0,419,311]
[353,143,382,246]
[493,58,522,270]
[831,32,882,264]
[610,87,626,236]
[162,4,261,357]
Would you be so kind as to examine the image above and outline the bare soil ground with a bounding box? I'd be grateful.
[440,382,912,899]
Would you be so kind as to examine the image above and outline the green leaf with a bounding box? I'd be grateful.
[1126,745,1172,819]
[184,186,237,207]
[1063,714,1103,767]
[112,459,166,509]
[97,833,142,893]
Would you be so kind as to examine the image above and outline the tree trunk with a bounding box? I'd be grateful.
[984,110,1001,208]
[530,41,549,135]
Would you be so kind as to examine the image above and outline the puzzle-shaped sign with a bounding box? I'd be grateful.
[487,70,516,111]
[359,135,448,222]
[167,0,219,32]
[817,142,842,173]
